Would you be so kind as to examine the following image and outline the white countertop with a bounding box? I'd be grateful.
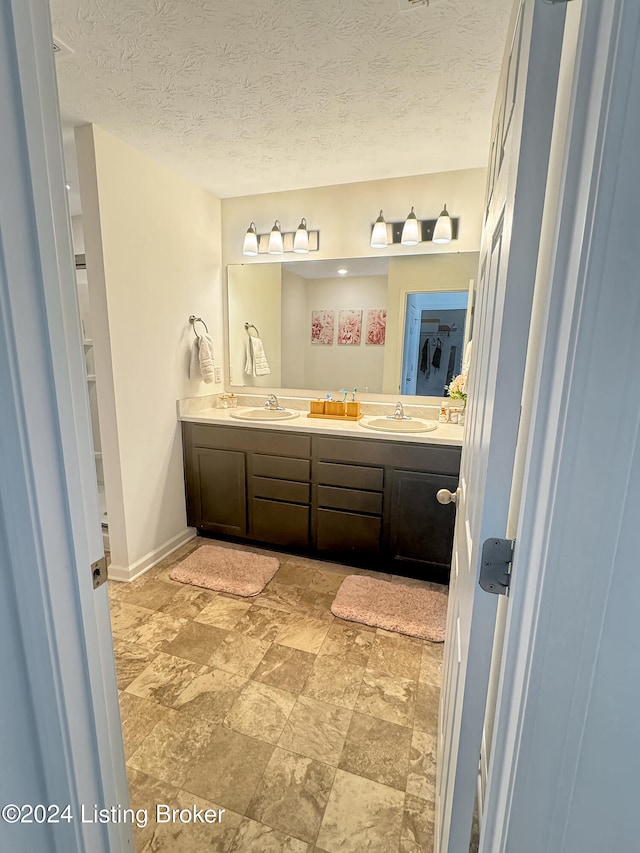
[179,406,464,447]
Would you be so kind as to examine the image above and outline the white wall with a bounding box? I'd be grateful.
[76,125,223,579]
[227,264,281,388]
[281,268,307,388]
[302,275,388,393]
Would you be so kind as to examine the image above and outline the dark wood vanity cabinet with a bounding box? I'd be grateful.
[182,422,461,581]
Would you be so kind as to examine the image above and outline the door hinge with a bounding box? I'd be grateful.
[92,555,108,589]
[479,538,514,596]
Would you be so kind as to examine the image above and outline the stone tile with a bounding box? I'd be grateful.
[414,681,440,735]
[110,600,155,638]
[195,596,252,630]
[338,712,411,790]
[233,605,287,642]
[115,577,179,611]
[318,621,375,667]
[158,585,219,620]
[247,747,335,844]
[279,696,352,766]
[400,793,435,853]
[207,632,270,677]
[127,768,180,852]
[367,633,423,681]
[307,569,349,595]
[183,726,274,813]
[276,614,332,654]
[406,729,437,801]
[118,691,168,760]
[162,620,228,665]
[297,589,337,622]
[274,561,315,589]
[256,580,302,613]
[127,709,215,788]
[224,680,296,745]
[125,652,208,708]
[316,769,405,853]
[332,616,377,634]
[354,671,417,728]
[112,640,159,690]
[252,645,316,694]
[172,668,247,724]
[302,656,365,710]
[139,789,242,853]
[120,610,188,653]
[229,817,310,852]
[419,643,444,686]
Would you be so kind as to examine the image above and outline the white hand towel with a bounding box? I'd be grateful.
[198,333,216,383]
[189,339,200,380]
[245,335,270,377]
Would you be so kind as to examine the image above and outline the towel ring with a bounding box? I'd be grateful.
[189,315,209,338]
[245,322,260,336]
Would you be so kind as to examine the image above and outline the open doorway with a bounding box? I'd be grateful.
[401,292,469,396]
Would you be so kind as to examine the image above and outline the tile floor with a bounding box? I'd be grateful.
[109,537,444,852]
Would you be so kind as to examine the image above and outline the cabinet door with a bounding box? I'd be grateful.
[193,447,246,536]
[389,470,458,573]
[316,508,382,558]
[251,498,310,550]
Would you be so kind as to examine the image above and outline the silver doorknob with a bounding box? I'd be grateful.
[437,488,459,505]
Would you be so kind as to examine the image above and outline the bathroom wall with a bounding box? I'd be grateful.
[76,124,222,580]
[221,167,486,267]
[281,268,307,388]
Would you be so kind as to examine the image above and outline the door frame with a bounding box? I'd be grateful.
[480,0,640,848]
[0,2,130,851]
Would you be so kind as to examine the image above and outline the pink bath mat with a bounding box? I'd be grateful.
[170,545,279,597]
[331,575,448,642]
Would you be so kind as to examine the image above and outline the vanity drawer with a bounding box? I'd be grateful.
[251,499,309,549]
[253,477,310,505]
[252,454,310,482]
[317,461,383,491]
[190,424,310,458]
[317,485,383,516]
[316,509,381,556]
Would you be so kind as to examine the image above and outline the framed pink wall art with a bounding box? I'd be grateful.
[365,309,387,345]
[337,309,362,345]
[311,310,335,344]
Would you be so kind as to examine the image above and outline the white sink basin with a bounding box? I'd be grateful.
[230,408,300,422]
[360,417,438,434]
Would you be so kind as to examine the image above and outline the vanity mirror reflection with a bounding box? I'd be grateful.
[227,251,479,399]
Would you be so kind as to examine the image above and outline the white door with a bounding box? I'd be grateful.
[401,297,420,395]
[436,1,569,850]
[0,2,130,851]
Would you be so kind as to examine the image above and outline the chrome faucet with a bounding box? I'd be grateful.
[265,394,283,411]
[388,401,410,420]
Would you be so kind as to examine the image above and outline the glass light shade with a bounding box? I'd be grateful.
[242,222,258,256]
[268,220,283,254]
[293,218,309,253]
[433,205,453,244]
[370,210,388,249]
[401,207,420,246]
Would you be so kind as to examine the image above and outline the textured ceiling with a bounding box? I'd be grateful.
[51,0,512,199]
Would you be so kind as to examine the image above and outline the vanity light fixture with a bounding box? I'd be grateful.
[268,220,284,254]
[242,222,259,256]
[293,218,310,253]
[432,204,453,244]
[241,220,320,255]
[401,206,420,246]
[370,210,389,249]
[370,204,458,248]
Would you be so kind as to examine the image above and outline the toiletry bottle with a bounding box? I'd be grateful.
[439,401,449,423]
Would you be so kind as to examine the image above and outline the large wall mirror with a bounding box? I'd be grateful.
[227,252,479,399]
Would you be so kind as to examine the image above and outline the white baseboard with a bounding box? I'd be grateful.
[108,527,196,583]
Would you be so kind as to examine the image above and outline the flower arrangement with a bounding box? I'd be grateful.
[446,373,467,402]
